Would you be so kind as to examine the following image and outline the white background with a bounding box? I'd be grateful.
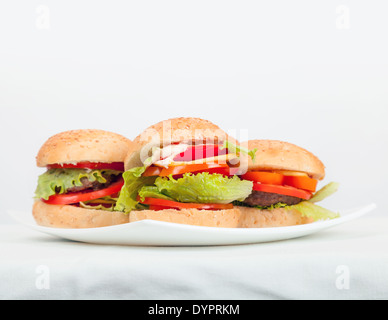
[0,0,387,223]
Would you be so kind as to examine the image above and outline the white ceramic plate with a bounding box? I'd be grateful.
[8,203,377,246]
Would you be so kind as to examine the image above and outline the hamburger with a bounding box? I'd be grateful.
[235,140,340,227]
[33,129,132,228]
[113,117,257,227]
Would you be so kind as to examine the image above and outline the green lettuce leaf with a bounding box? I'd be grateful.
[114,167,253,212]
[309,182,340,203]
[114,166,157,213]
[221,140,257,163]
[154,172,253,204]
[34,169,121,201]
[138,186,175,201]
[79,203,114,211]
[288,201,340,221]
[255,203,289,210]
[79,195,120,212]
[291,181,340,221]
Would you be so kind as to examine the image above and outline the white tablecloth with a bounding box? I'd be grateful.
[1,216,387,300]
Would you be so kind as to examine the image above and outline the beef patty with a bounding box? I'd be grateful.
[66,174,118,193]
[242,190,303,207]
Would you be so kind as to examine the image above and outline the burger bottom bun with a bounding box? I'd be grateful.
[236,206,313,228]
[33,201,313,229]
[130,206,313,228]
[130,207,242,228]
[33,201,129,229]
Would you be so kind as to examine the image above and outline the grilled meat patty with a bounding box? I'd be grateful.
[66,174,117,193]
[242,190,303,207]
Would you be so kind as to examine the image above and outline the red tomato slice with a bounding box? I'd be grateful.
[242,171,318,192]
[148,205,172,211]
[42,178,124,205]
[139,197,234,210]
[47,162,124,171]
[242,171,284,185]
[283,175,318,192]
[199,166,240,177]
[252,183,312,200]
[173,145,227,162]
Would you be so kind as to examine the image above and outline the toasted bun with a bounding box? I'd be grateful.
[237,206,313,228]
[129,206,313,228]
[36,129,132,167]
[33,200,129,229]
[33,201,313,229]
[125,117,236,170]
[134,117,233,147]
[129,207,242,228]
[245,140,325,180]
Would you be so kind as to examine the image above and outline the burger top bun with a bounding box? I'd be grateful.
[133,117,234,147]
[36,129,132,167]
[245,140,326,180]
[125,117,236,170]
